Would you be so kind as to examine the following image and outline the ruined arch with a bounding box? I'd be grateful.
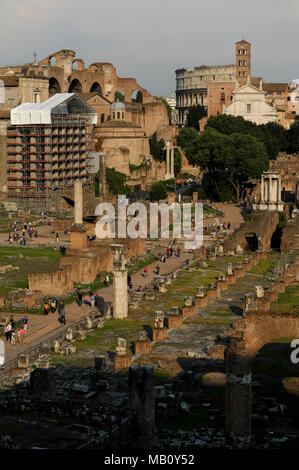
[72,61,78,70]
[49,56,56,66]
[68,78,83,94]
[131,89,143,103]
[90,82,102,94]
[49,77,61,96]
[114,90,125,102]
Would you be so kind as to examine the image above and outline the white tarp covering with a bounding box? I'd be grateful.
[10,93,97,125]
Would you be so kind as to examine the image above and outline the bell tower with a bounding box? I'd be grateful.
[236,40,251,86]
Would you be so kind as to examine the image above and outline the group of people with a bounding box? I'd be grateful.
[43,298,66,325]
[75,287,105,315]
[8,222,38,246]
[4,315,28,345]
[156,246,180,264]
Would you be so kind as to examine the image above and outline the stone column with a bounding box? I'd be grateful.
[111,244,128,319]
[170,148,175,177]
[225,339,252,444]
[260,175,264,202]
[129,365,155,441]
[98,152,107,196]
[74,180,83,225]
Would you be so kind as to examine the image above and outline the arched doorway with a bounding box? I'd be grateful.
[68,79,83,94]
[100,113,105,123]
[90,82,102,94]
[49,77,61,96]
[131,89,143,103]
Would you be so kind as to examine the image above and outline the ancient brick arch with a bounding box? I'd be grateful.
[225,315,299,443]
[90,82,102,93]
[49,77,61,96]
[68,78,83,93]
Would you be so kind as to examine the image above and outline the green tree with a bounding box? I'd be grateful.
[186,104,207,130]
[287,119,299,154]
[174,148,182,176]
[106,168,131,196]
[178,126,269,201]
[149,181,167,201]
[154,96,172,124]
[149,138,165,161]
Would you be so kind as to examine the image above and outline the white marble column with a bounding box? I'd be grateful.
[111,244,128,320]
[261,176,264,202]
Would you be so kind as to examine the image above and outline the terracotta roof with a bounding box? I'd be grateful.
[262,82,289,93]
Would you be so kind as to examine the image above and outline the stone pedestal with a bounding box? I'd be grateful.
[18,354,29,369]
[135,339,152,354]
[167,314,183,329]
[182,305,195,318]
[195,296,208,308]
[114,353,132,371]
[206,286,217,299]
[70,227,88,250]
[152,327,168,341]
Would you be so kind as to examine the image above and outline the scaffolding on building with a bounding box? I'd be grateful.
[7,93,97,213]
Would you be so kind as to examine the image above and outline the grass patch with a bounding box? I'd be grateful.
[249,259,276,276]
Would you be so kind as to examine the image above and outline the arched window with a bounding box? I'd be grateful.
[49,77,61,96]
[220,93,225,102]
[100,113,105,123]
[49,56,56,66]
[90,82,102,94]
[131,89,143,103]
[68,79,83,93]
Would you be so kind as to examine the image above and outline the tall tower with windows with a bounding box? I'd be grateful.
[235,40,251,85]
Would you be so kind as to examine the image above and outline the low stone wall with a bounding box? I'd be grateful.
[28,265,73,296]
[281,214,299,252]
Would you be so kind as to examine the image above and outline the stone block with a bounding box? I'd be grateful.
[167,314,183,329]
[135,339,151,355]
[152,327,168,341]
[76,330,86,341]
[195,296,208,308]
[114,353,132,371]
[182,305,195,318]
[18,354,29,369]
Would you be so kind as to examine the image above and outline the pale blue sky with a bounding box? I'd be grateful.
[0,0,298,96]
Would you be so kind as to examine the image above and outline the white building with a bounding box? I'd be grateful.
[223,78,278,125]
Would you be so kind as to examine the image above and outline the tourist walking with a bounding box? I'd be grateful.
[104,274,110,288]
[44,302,50,315]
[90,293,96,309]
[4,323,12,342]
[18,327,25,344]
[21,316,29,333]
[76,288,83,307]
[58,302,66,325]
[10,330,16,345]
